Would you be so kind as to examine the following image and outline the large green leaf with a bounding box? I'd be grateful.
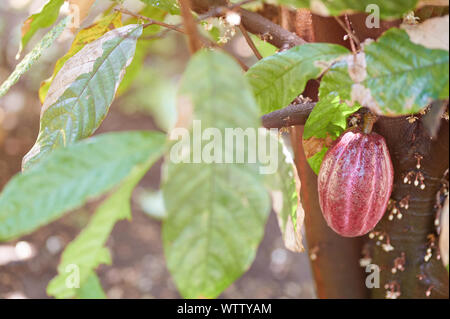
[23,24,144,170]
[278,0,418,19]
[17,0,65,57]
[302,95,361,174]
[264,133,304,252]
[39,12,124,103]
[0,17,69,98]
[163,50,270,299]
[47,158,157,299]
[0,131,166,242]
[307,147,328,176]
[320,28,449,115]
[245,43,349,114]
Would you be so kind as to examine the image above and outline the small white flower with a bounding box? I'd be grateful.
[359,257,372,267]
[386,291,401,299]
[226,12,241,26]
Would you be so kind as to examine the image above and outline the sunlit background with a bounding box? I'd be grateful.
[0,0,315,299]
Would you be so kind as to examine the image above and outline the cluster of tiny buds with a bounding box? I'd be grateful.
[406,115,418,123]
[443,111,449,121]
[384,281,401,299]
[403,171,426,190]
[387,199,406,221]
[359,257,372,267]
[424,234,437,262]
[403,11,420,25]
[348,113,362,127]
[399,195,410,210]
[414,154,423,169]
[402,153,426,189]
[369,231,395,252]
[215,17,237,44]
[391,252,406,274]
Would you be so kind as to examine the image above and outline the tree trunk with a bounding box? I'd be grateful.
[369,116,449,299]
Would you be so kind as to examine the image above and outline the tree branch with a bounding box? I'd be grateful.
[262,101,315,128]
[116,8,185,34]
[180,0,202,54]
[190,0,306,49]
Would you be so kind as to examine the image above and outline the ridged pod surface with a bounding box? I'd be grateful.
[318,128,394,237]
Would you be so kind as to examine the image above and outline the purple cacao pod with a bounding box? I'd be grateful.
[318,128,394,237]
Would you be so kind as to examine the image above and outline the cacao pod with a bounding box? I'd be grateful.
[318,128,394,237]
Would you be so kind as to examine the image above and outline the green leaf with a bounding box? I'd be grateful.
[264,133,304,252]
[39,12,124,103]
[304,95,360,140]
[245,43,349,114]
[278,0,418,19]
[75,273,107,299]
[140,0,180,14]
[303,95,361,174]
[0,16,69,98]
[250,35,278,58]
[0,131,166,242]
[307,147,328,175]
[320,28,449,116]
[22,24,143,170]
[163,50,270,299]
[47,157,158,299]
[18,0,65,57]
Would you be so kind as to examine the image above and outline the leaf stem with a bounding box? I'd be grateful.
[334,15,360,54]
[239,23,263,60]
[115,8,186,34]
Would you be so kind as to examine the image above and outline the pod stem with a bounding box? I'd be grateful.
[362,111,377,134]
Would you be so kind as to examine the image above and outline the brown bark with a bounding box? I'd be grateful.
[190,0,306,48]
[369,116,449,299]
[262,101,315,129]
